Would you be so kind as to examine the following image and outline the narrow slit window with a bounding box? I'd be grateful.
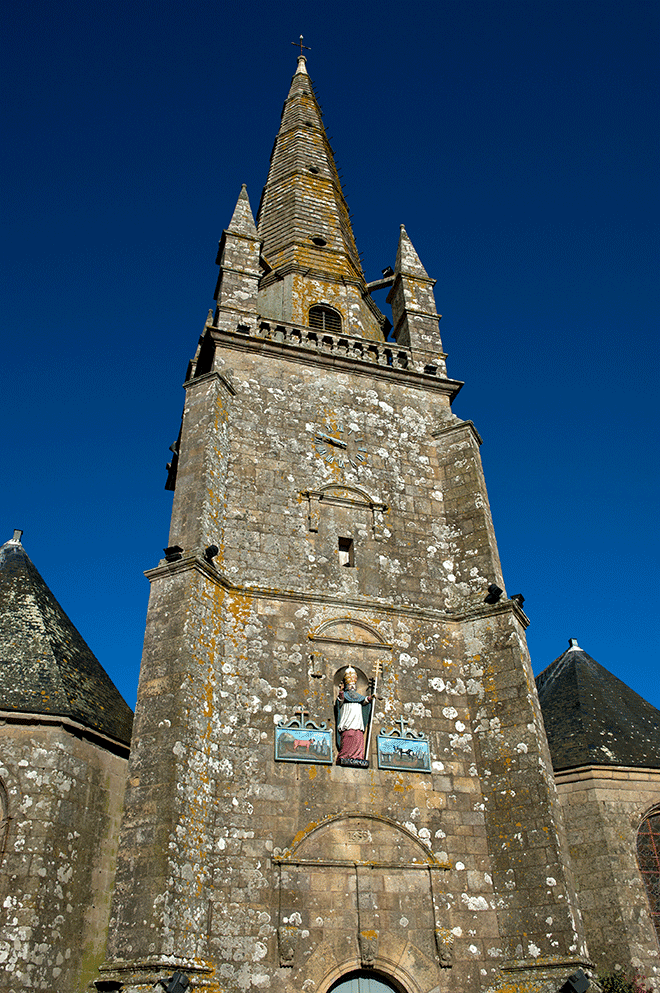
[338,537,354,567]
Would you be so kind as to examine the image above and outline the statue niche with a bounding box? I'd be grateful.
[309,617,390,768]
[334,665,373,767]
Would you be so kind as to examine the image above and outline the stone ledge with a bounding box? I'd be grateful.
[144,553,529,627]
[0,710,130,758]
[272,856,452,869]
[554,764,660,784]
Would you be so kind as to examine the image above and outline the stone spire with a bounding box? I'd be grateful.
[227,183,258,237]
[213,183,261,323]
[255,58,384,338]
[395,223,430,278]
[387,223,444,358]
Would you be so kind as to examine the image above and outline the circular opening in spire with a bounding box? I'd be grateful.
[311,235,327,247]
[308,165,320,174]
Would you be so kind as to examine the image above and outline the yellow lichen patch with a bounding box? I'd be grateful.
[290,821,320,850]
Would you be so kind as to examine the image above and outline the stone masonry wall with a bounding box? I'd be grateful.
[104,330,588,993]
[213,341,493,612]
[0,719,128,992]
[555,766,660,981]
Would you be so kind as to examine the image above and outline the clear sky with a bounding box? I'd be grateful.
[3,0,658,710]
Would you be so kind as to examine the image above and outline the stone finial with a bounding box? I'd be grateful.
[395,223,430,279]
[435,928,454,968]
[278,927,299,967]
[227,184,258,238]
[568,638,581,650]
[358,930,379,968]
[10,529,23,544]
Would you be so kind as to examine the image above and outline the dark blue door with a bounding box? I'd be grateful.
[328,972,401,993]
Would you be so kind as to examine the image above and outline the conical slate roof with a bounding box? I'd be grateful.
[536,639,660,770]
[256,55,363,282]
[0,531,133,745]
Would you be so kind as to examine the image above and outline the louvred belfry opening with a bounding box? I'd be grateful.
[309,304,341,333]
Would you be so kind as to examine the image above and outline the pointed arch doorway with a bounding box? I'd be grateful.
[328,972,404,993]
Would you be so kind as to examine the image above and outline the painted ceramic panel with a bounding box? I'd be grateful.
[377,735,431,773]
[275,727,333,764]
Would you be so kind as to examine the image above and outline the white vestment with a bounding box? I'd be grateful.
[337,700,365,732]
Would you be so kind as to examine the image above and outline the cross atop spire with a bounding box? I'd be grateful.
[291,34,311,57]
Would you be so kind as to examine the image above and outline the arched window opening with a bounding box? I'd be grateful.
[328,972,403,993]
[637,810,660,938]
[309,305,342,334]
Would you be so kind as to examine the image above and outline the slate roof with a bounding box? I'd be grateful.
[536,639,660,771]
[0,532,133,745]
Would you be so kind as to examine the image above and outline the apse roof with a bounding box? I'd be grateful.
[536,639,660,771]
[0,531,133,746]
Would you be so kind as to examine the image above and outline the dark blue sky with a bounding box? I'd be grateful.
[3,0,658,709]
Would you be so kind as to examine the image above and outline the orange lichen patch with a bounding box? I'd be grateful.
[225,591,255,646]
[290,821,320,850]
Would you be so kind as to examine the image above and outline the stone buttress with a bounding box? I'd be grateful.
[99,56,591,993]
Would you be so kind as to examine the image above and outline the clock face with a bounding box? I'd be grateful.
[314,422,368,469]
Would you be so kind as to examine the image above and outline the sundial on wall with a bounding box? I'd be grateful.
[314,422,368,469]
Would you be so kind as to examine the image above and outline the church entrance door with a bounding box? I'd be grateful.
[328,971,402,993]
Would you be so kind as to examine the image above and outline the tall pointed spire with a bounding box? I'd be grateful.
[256,57,385,339]
[395,223,429,278]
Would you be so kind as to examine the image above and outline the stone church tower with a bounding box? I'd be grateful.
[100,56,592,993]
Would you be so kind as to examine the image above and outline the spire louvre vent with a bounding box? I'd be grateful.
[309,305,341,334]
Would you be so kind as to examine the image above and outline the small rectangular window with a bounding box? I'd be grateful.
[338,537,354,567]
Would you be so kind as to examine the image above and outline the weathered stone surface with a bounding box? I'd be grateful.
[101,57,592,993]
[0,720,128,991]
[555,765,660,979]
[0,532,132,992]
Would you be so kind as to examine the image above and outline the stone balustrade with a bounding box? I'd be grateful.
[225,319,444,377]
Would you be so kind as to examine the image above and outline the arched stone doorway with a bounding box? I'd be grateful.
[328,971,403,993]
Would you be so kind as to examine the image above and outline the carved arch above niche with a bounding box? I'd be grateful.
[302,483,388,538]
[310,616,391,649]
[279,812,447,868]
[308,616,392,689]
